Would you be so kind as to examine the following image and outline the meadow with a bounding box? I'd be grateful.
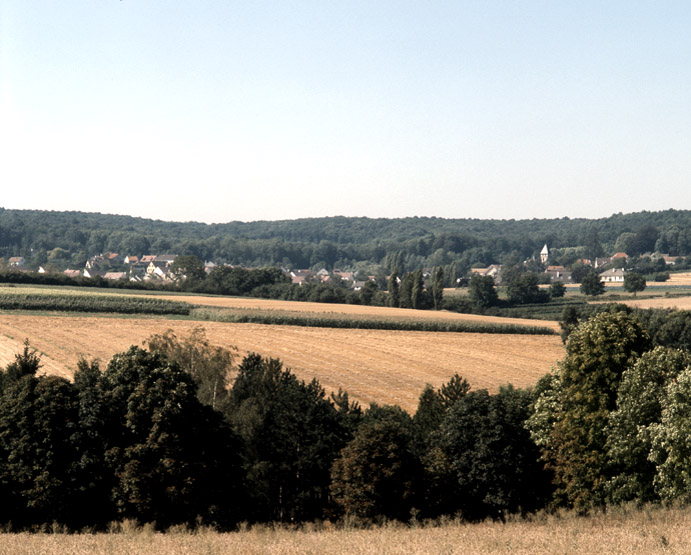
[0,506,689,554]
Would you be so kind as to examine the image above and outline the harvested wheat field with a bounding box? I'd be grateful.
[0,313,563,412]
[620,295,691,310]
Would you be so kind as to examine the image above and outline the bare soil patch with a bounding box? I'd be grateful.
[0,314,563,412]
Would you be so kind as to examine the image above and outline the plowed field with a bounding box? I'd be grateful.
[0,313,564,412]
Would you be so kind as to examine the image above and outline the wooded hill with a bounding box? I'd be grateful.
[2,207,691,273]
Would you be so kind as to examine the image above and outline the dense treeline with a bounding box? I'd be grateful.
[3,208,691,275]
[4,306,691,530]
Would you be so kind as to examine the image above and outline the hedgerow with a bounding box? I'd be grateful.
[0,292,190,315]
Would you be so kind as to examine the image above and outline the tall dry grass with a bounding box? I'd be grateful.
[1,506,690,554]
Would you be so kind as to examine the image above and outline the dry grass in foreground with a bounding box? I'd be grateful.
[0,507,690,554]
[0,313,564,412]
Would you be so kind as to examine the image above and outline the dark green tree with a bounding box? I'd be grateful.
[101,347,243,528]
[170,254,206,284]
[387,267,400,307]
[330,408,419,521]
[623,271,646,296]
[468,274,498,308]
[507,273,545,305]
[0,374,80,527]
[431,386,550,520]
[549,280,566,299]
[580,270,605,297]
[431,267,445,310]
[226,354,347,522]
[410,269,425,309]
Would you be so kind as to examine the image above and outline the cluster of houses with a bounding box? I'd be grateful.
[469,245,682,286]
[288,268,378,290]
[61,254,184,282]
[6,252,379,291]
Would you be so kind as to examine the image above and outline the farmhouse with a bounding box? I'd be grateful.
[545,266,572,282]
[600,268,627,283]
[8,257,25,267]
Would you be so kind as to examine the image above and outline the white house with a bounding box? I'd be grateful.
[600,268,626,283]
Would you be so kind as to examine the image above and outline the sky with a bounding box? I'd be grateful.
[1,1,690,224]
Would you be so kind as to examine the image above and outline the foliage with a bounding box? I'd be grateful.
[536,312,649,510]
[431,267,445,310]
[506,272,548,305]
[468,275,498,308]
[579,270,605,297]
[605,347,691,504]
[99,347,243,528]
[623,271,647,296]
[192,307,557,335]
[330,407,419,521]
[225,354,350,522]
[145,327,237,411]
[0,291,190,315]
[649,368,691,502]
[430,386,551,520]
[549,280,566,298]
[170,254,206,284]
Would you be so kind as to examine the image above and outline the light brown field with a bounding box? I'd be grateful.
[0,313,563,412]
[0,507,689,554]
[620,296,691,310]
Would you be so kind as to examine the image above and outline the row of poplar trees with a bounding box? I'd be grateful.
[3,307,691,530]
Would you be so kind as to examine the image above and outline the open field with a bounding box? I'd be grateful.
[0,507,689,554]
[0,313,563,412]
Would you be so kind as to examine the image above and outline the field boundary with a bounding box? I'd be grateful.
[190,307,557,335]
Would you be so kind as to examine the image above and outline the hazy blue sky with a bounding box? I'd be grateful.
[1,1,690,223]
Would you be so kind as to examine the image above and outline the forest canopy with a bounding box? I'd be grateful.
[2,208,691,273]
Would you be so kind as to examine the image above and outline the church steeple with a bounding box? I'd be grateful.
[540,244,549,264]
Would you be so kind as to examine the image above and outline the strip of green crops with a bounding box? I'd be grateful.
[191,308,556,335]
[0,292,190,316]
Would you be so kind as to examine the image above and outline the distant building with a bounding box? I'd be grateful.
[540,244,549,264]
[600,268,627,283]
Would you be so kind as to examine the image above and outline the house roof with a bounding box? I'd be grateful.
[103,272,127,280]
[600,268,626,276]
[612,252,628,259]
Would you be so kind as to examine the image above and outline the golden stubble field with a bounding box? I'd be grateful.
[0,507,689,554]
[0,297,564,412]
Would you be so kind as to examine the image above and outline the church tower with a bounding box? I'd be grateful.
[540,244,549,264]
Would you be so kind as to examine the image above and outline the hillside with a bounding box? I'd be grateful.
[2,208,690,273]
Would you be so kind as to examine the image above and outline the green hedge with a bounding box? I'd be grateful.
[0,292,190,315]
[191,308,556,335]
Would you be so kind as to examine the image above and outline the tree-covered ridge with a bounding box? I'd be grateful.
[3,208,691,271]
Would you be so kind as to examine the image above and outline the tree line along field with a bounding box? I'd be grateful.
[0,312,563,413]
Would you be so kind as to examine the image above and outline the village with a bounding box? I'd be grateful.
[3,242,684,293]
